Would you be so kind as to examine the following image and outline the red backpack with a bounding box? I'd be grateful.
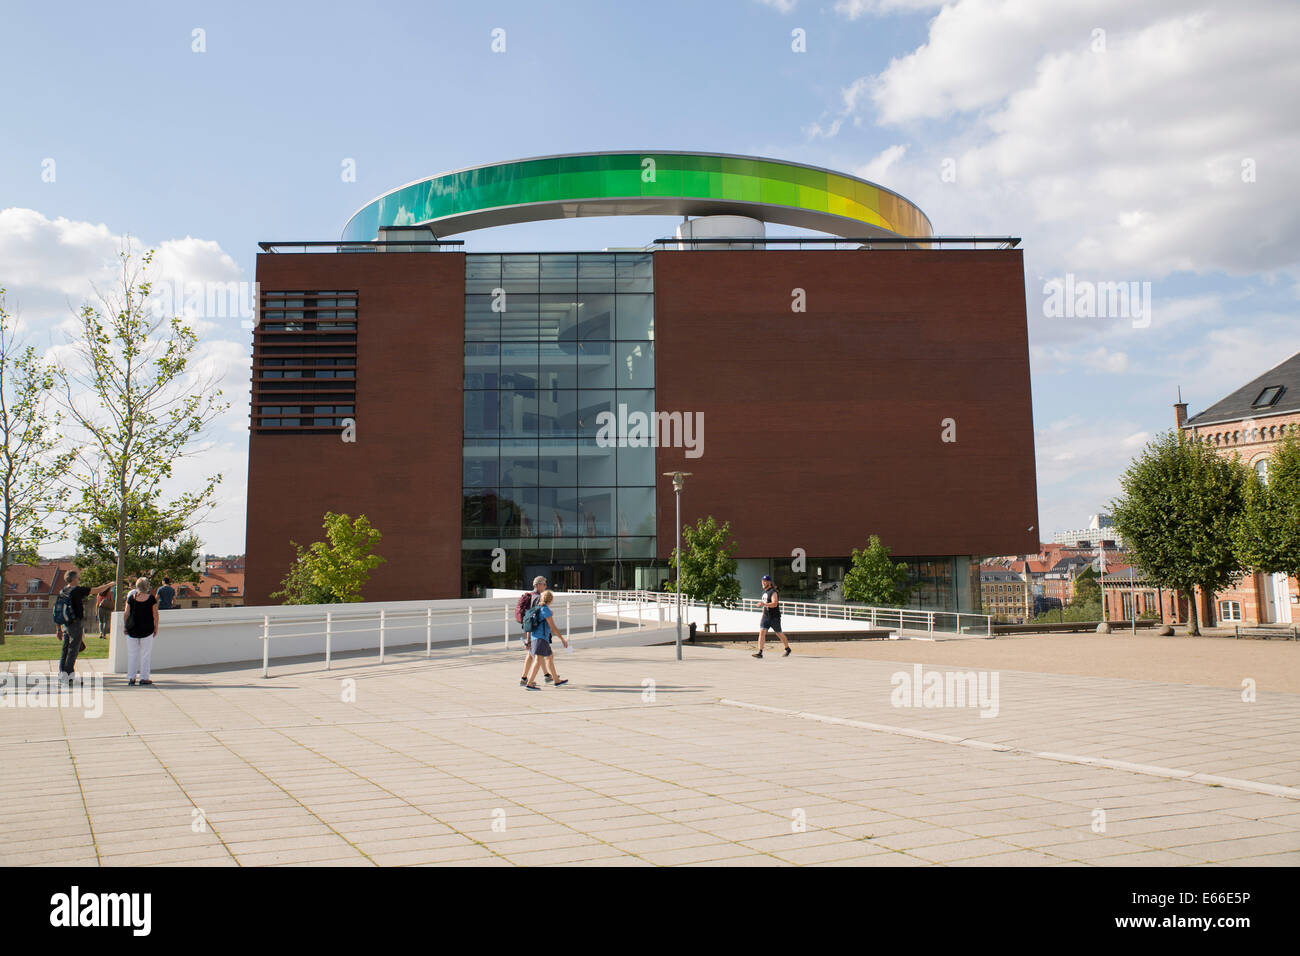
[515,591,533,625]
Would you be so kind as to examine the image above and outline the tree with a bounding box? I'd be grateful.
[1072,566,1101,606]
[1236,433,1300,587]
[272,512,386,604]
[842,535,912,607]
[1111,430,1246,635]
[0,289,74,607]
[56,243,228,610]
[667,515,740,629]
[73,492,202,589]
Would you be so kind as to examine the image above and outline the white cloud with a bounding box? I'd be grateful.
[754,0,799,12]
[0,208,250,556]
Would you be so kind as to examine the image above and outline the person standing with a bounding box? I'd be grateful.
[753,574,791,659]
[124,577,160,686]
[96,585,113,638]
[156,577,176,611]
[524,590,568,689]
[56,570,92,684]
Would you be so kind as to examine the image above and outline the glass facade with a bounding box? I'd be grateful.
[462,253,658,596]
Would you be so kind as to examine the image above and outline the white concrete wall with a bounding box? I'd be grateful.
[109,595,601,674]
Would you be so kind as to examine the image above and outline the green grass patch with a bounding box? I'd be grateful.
[0,632,110,662]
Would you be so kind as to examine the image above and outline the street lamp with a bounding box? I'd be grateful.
[663,471,692,661]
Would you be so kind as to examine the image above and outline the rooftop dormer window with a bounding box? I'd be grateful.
[1252,385,1284,408]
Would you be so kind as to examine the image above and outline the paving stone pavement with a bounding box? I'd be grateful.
[3,643,1299,867]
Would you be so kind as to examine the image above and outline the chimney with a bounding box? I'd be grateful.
[1174,386,1188,429]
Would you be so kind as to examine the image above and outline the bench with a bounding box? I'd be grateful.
[1234,624,1298,641]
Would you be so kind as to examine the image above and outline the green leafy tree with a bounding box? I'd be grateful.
[1072,566,1102,606]
[667,515,740,629]
[272,512,386,604]
[1111,430,1247,635]
[1236,433,1300,586]
[73,492,202,589]
[0,289,75,609]
[842,535,912,607]
[55,243,228,610]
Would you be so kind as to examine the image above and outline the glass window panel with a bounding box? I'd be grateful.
[464,343,499,389]
[466,255,501,280]
[576,490,613,537]
[528,487,579,539]
[462,489,501,539]
[615,340,653,387]
[616,443,656,486]
[574,292,613,341]
[499,441,539,496]
[499,389,538,438]
[538,438,578,486]
[617,536,657,558]
[463,439,498,490]
[464,391,498,437]
[577,254,616,293]
[539,341,577,390]
[537,387,576,437]
[500,342,538,387]
[577,340,614,388]
[575,389,616,438]
[465,296,501,341]
[616,487,657,537]
[502,254,540,280]
[617,387,654,419]
[465,278,506,295]
[578,437,617,486]
[615,254,653,293]
[615,294,654,340]
[539,294,578,342]
[497,293,539,340]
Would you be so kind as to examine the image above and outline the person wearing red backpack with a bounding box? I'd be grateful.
[517,576,548,686]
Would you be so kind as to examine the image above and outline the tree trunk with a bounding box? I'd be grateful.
[1187,589,1200,636]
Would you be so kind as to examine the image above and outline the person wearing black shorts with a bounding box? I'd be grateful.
[753,574,791,659]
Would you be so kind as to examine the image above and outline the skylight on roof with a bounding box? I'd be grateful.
[1252,385,1284,408]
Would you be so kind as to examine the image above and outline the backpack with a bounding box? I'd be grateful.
[521,604,545,636]
[515,591,533,626]
[52,587,75,627]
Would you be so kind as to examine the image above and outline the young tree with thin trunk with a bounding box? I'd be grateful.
[56,243,228,611]
[0,289,75,617]
[667,515,740,630]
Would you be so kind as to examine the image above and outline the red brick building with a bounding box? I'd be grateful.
[245,153,1041,612]
[1176,352,1300,626]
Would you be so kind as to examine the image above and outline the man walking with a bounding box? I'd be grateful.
[753,573,791,659]
[518,575,551,685]
[57,570,92,684]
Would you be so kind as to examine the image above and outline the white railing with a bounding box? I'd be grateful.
[569,589,992,637]
[254,598,610,678]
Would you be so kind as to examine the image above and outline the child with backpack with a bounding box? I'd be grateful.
[523,590,568,690]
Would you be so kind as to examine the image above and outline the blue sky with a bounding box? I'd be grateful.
[3,0,1298,554]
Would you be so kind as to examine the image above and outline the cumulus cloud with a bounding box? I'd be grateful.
[0,208,251,555]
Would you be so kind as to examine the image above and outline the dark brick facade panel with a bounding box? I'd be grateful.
[652,250,1039,559]
[245,252,465,605]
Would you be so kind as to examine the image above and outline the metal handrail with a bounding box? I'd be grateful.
[254,597,600,678]
[568,589,992,636]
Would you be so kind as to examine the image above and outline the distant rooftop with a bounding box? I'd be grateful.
[1184,352,1300,427]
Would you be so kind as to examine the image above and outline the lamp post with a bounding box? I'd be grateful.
[663,471,692,661]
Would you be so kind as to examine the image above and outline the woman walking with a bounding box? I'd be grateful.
[124,577,160,686]
[524,590,569,690]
